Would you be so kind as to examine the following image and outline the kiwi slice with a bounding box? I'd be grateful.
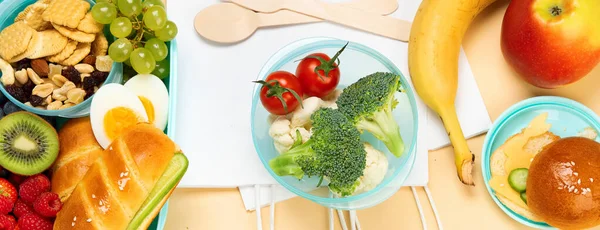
[127,153,189,230]
[0,112,59,175]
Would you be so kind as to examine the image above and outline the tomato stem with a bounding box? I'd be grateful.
[253,80,304,114]
[306,42,349,80]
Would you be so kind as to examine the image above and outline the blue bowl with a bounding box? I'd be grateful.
[481,96,600,229]
[251,37,418,210]
[0,0,122,118]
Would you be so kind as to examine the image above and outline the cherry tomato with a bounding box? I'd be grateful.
[295,42,348,98]
[255,71,304,115]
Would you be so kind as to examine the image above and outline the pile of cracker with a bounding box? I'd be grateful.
[0,0,108,66]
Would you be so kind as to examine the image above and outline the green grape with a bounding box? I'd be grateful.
[130,48,156,74]
[143,0,164,10]
[91,2,117,24]
[117,0,142,17]
[108,38,133,62]
[110,17,133,38]
[152,59,170,79]
[154,21,178,41]
[144,38,168,61]
[143,6,167,31]
[95,0,113,3]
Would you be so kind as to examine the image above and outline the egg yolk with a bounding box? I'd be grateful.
[138,96,155,124]
[104,107,145,140]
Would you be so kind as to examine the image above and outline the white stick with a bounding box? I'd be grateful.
[411,186,427,230]
[424,186,443,230]
[354,212,361,230]
[255,185,262,230]
[329,208,334,230]
[337,209,348,230]
[270,185,276,230]
[349,211,356,230]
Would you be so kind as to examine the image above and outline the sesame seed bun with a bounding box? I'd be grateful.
[527,137,600,230]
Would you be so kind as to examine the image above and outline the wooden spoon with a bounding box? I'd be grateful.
[224,0,411,42]
[195,0,400,44]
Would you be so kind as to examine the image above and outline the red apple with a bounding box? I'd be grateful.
[500,0,600,89]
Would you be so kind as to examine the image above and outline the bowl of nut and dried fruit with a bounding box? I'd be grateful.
[0,0,122,118]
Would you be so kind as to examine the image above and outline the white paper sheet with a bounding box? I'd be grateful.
[167,0,491,197]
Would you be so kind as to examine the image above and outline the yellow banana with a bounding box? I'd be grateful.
[408,0,498,185]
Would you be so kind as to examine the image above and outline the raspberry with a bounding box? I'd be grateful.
[13,199,33,218]
[18,175,50,205]
[32,193,61,218]
[0,214,16,230]
[17,213,51,230]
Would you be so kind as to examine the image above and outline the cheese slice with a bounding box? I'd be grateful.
[490,113,552,209]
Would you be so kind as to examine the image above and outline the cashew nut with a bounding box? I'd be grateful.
[74,64,94,74]
[80,73,91,82]
[45,96,52,105]
[0,58,15,86]
[47,101,63,110]
[60,102,75,110]
[15,69,28,85]
[32,83,54,98]
[27,68,43,85]
[51,74,68,87]
[65,88,86,105]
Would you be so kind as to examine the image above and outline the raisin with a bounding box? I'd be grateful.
[90,71,108,86]
[22,81,35,99]
[84,88,95,100]
[5,85,27,103]
[30,95,44,107]
[84,76,99,91]
[15,59,30,71]
[62,66,81,85]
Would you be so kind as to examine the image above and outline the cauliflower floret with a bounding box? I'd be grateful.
[269,116,313,153]
[322,89,342,109]
[354,143,389,193]
[290,97,325,128]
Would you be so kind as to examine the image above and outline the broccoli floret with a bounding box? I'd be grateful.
[336,72,405,157]
[268,108,367,196]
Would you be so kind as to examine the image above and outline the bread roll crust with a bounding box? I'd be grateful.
[54,123,176,229]
[52,117,103,202]
[528,137,600,230]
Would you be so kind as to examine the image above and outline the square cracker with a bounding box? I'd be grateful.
[28,29,69,59]
[91,33,108,56]
[53,23,96,43]
[42,0,90,29]
[48,40,78,63]
[77,13,104,34]
[7,31,41,63]
[15,1,52,31]
[0,21,35,61]
[59,42,91,66]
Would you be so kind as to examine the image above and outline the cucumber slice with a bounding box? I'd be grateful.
[127,153,189,230]
[508,168,529,193]
[520,192,527,204]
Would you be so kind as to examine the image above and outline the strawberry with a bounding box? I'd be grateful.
[18,175,50,205]
[0,179,17,204]
[0,214,15,230]
[0,199,12,215]
[32,193,61,218]
[17,213,51,230]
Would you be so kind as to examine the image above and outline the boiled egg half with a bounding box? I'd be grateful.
[124,74,169,131]
[90,83,149,149]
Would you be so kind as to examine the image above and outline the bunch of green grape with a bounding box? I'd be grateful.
[91,0,176,79]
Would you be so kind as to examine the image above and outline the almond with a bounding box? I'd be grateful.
[31,59,49,77]
[82,55,96,66]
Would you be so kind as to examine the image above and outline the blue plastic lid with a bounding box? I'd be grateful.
[482,96,600,229]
